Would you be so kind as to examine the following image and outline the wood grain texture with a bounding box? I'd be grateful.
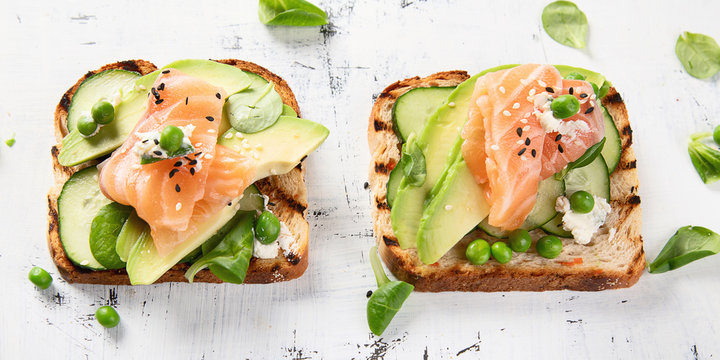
[1,0,719,359]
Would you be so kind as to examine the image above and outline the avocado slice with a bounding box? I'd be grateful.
[115,211,148,262]
[218,116,329,181]
[390,65,516,249]
[59,59,254,167]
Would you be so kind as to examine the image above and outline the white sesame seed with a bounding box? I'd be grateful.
[503,110,511,116]
[512,102,520,109]
[208,129,216,133]
[80,260,89,266]
[445,205,453,211]
[204,154,213,159]
[520,118,528,124]
[521,155,528,161]
[224,132,233,139]
[195,143,202,147]
[520,79,528,85]
[270,168,277,175]
[448,102,456,108]
[529,88,536,96]
[517,139,524,145]
[499,86,506,94]
[523,125,530,131]
[590,94,597,100]
[491,144,500,150]
[176,202,182,211]
[538,80,547,87]
[235,132,244,139]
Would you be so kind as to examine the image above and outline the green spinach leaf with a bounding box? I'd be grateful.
[649,226,720,273]
[675,32,720,79]
[399,134,427,187]
[366,246,414,336]
[258,0,328,26]
[555,137,606,180]
[542,1,588,49]
[688,132,720,184]
[185,211,255,284]
[226,83,283,134]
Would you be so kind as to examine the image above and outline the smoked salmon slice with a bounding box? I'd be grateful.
[461,64,604,231]
[99,69,256,255]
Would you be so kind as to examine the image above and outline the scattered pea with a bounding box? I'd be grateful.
[465,239,491,265]
[91,100,115,125]
[551,94,580,119]
[564,72,586,80]
[255,211,280,245]
[28,266,52,289]
[713,125,720,146]
[95,306,120,328]
[159,125,184,153]
[77,115,98,136]
[537,236,563,259]
[570,190,594,213]
[508,229,532,252]
[491,242,512,264]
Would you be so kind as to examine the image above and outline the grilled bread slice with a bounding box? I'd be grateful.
[48,59,309,285]
[368,70,644,292]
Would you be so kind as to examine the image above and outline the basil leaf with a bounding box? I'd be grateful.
[226,82,283,134]
[399,135,427,187]
[185,212,255,284]
[258,0,328,26]
[675,32,720,79]
[541,1,588,49]
[555,137,606,180]
[367,246,414,336]
[649,226,720,273]
[688,133,720,184]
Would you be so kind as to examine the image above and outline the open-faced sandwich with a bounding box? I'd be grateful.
[368,64,644,291]
[49,59,328,285]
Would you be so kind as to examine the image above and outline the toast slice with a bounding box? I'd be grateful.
[368,70,644,292]
[48,59,309,285]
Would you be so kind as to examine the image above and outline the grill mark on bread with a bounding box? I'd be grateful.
[376,197,390,211]
[622,160,637,169]
[627,247,645,273]
[119,60,141,73]
[604,92,623,104]
[47,197,58,233]
[59,93,71,112]
[374,162,392,174]
[628,195,641,205]
[374,119,391,132]
[286,252,300,265]
[383,235,400,247]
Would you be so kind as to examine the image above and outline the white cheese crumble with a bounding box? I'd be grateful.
[555,195,611,245]
[252,222,299,259]
[532,93,589,140]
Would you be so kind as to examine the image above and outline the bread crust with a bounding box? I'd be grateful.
[48,59,309,285]
[368,70,644,292]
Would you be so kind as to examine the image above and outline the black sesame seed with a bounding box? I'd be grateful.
[155,98,164,105]
[142,139,149,143]
[268,202,276,206]
[518,148,526,156]
[184,156,192,161]
[227,202,232,206]
[190,168,195,175]
[366,290,373,298]
[175,184,181,192]
[531,149,537,157]
[579,93,588,98]
[153,150,162,156]
[569,87,574,95]
[216,93,221,99]
[154,139,159,145]
[555,134,562,142]
[516,127,523,137]
[525,137,531,146]
[162,69,170,74]
[194,152,202,156]
[206,116,214,122]
[545,87,554,93]
[185,97,188,105]
[157,83,165,91]
[558,144,564,153]
[173,161,182,167]
[169,169,179,178]
[585,107,595,114]
[189,159,198,165]
[151,87,160,99]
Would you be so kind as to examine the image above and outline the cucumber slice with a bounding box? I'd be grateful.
[541,155,610,237]
[478,175,564,238]
[66,69,141,132]
[601,106,621,173]
[392,87,455,142]
[57,167,112,270]
[386,166,403,208]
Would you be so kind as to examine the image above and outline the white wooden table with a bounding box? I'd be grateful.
[1,0,719,358]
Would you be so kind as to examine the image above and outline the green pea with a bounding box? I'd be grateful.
[570,190,594,213]
[508,229,532,252]
[537,236,563,259]
[77,115,98,136]
[159,125,184,152]
[490,242,512,264]
[564,72,586,80]
[91,100,115,125]
[28,266,52,289]
[713,125,720,146]
[465,239,491,265]
[255,211,280,245]
[95,306,120,328]
[551,94,580,119]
